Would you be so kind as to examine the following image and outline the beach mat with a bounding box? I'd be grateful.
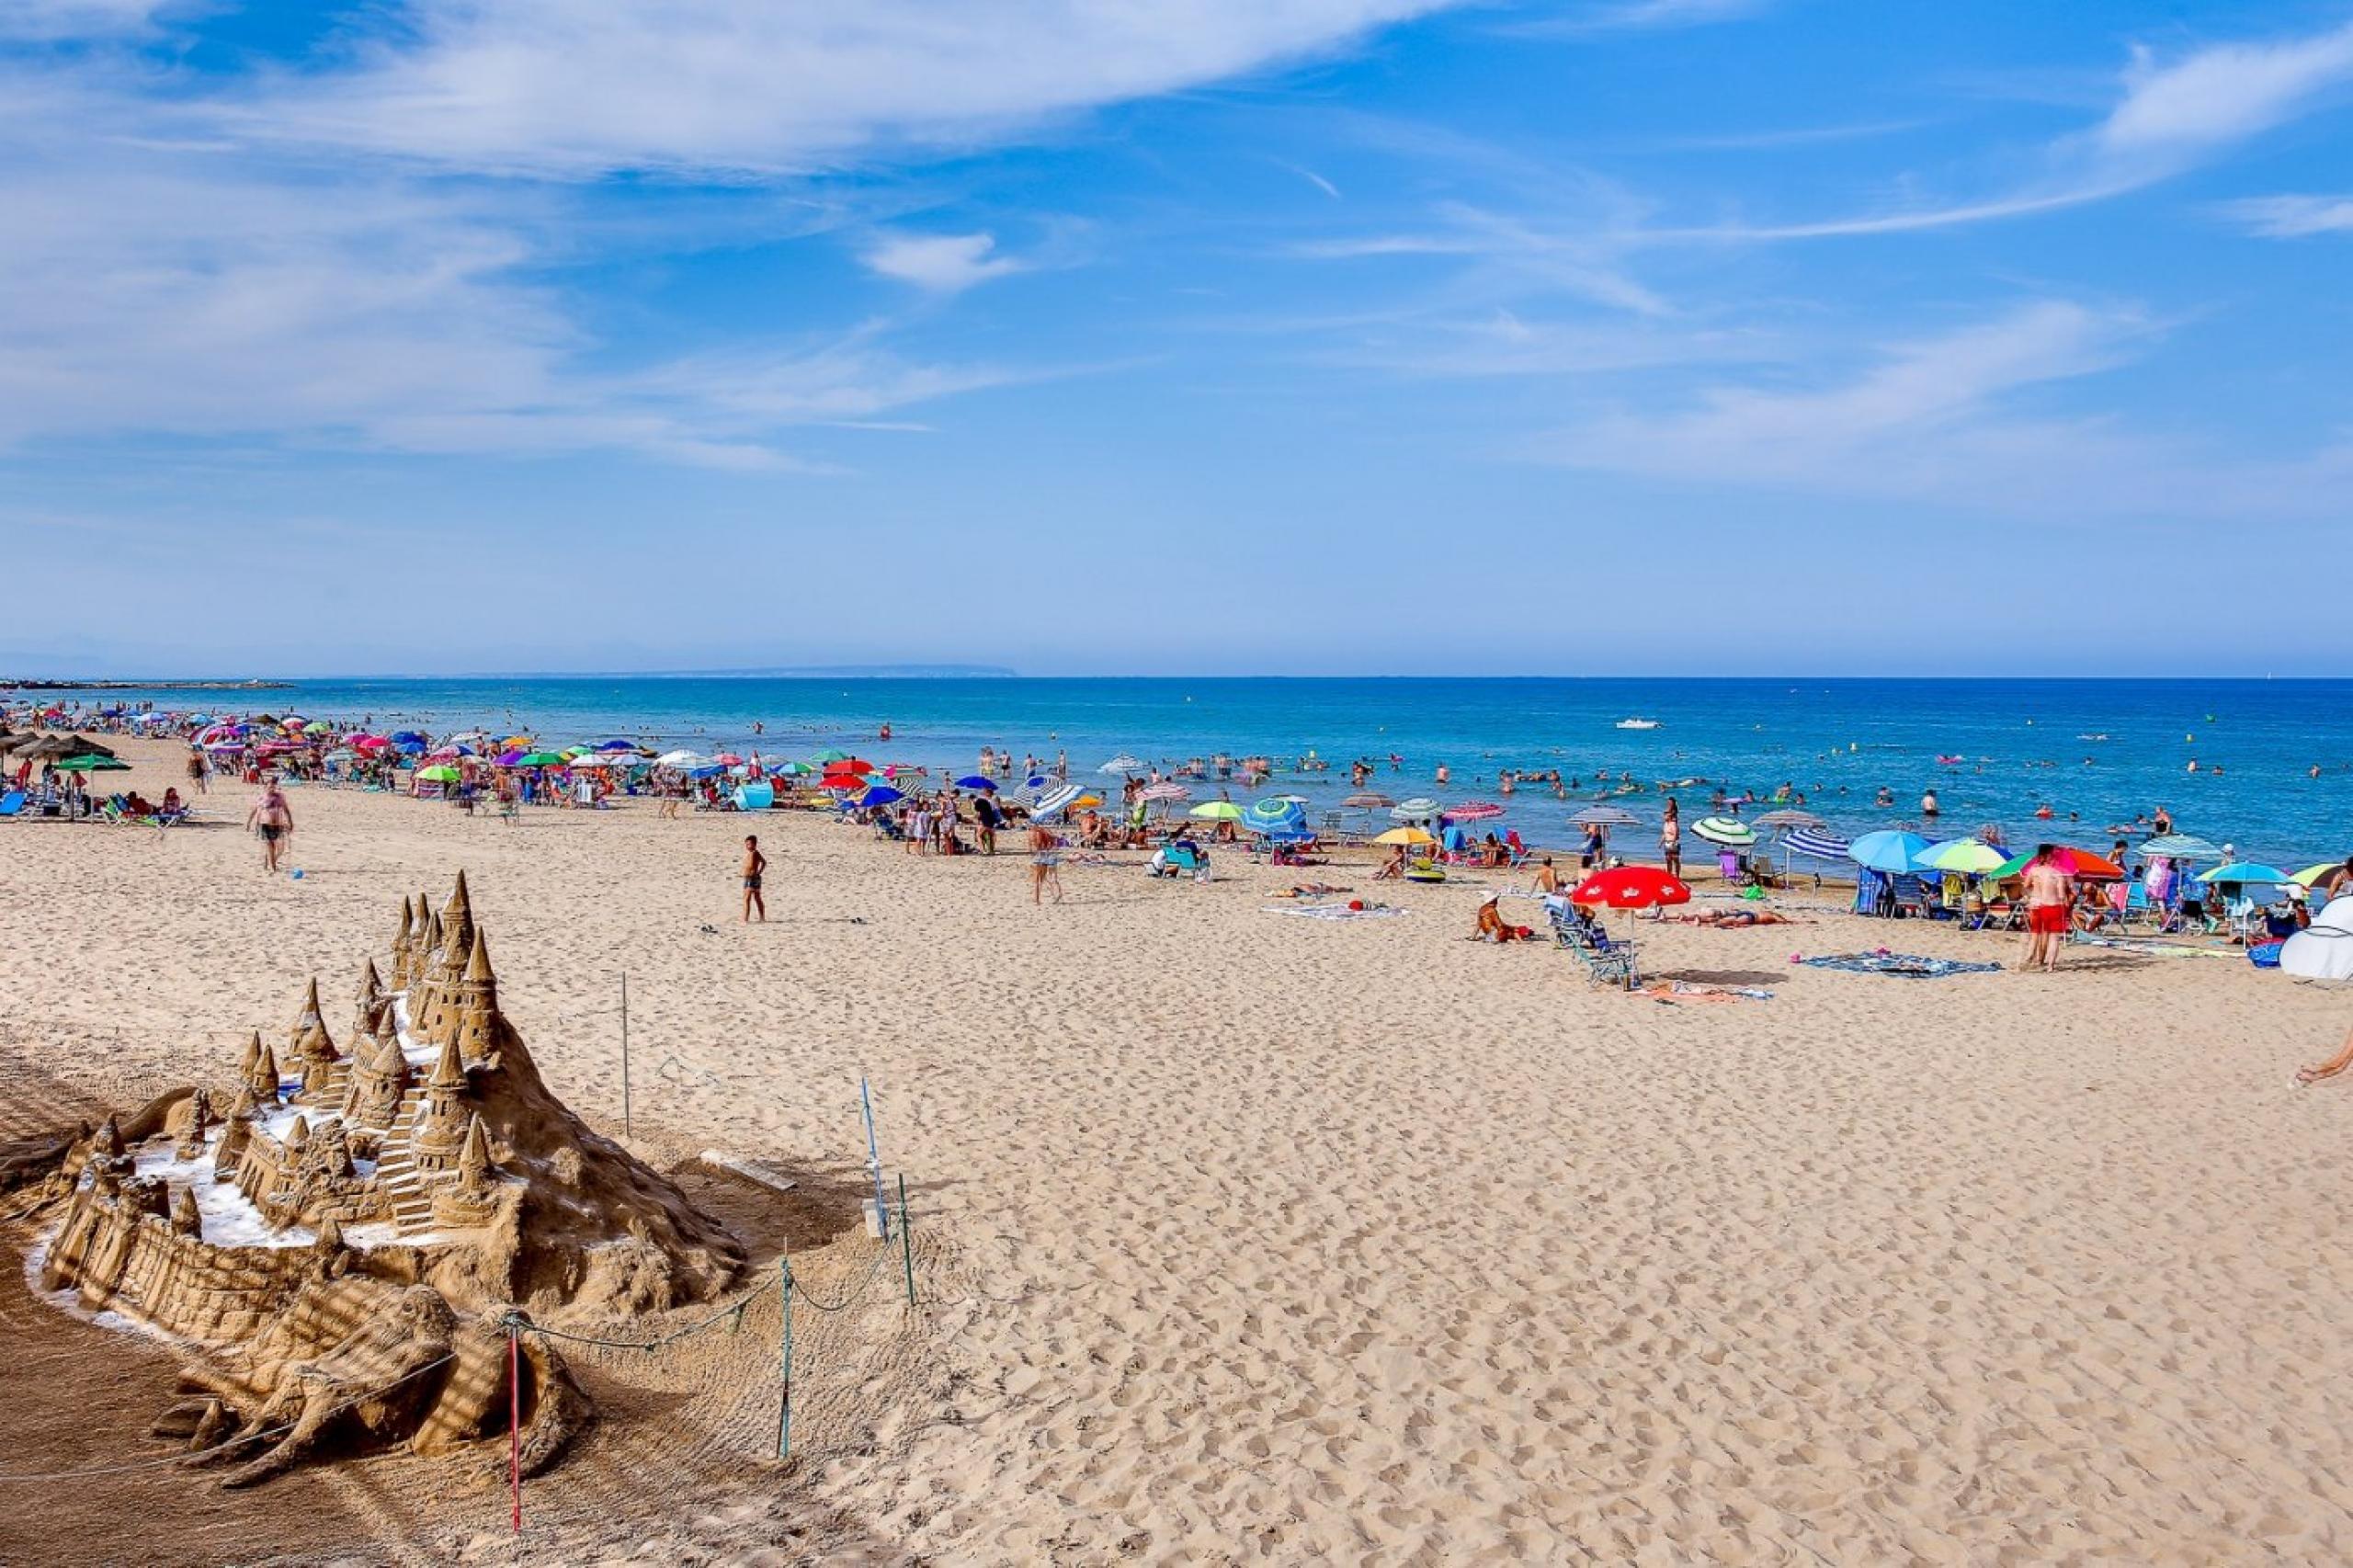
[1800,952,2001,979]
[1265,903,1410,922]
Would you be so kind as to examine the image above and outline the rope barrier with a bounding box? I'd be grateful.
[497,1292,754,1353]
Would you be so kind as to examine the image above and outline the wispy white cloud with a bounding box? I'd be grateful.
[2219,192,2353,237]
[0,0,173,40]
[863,231,1024,291]
[1291,199,1669,315]
[1534,301,2166,509]
[237,0,1464,177]
[1652,18,2353,242]
[1496,0,1768,38]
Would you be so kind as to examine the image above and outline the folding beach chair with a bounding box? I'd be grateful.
[0,790,24,819]
[1548,903,1636,989]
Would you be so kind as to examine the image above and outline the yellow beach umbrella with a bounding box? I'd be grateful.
[2292,862,2345,887]
[1373,826,1435,846]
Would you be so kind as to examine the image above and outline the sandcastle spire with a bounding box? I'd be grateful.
[94,1114,124,1159]
[171,1186,202,1238]
[285,1114,310,1153]
[458,1114,492,1188]
[247,1039,279,1100]
[466,927,494,985]
[238,1030,261,1077]
[357,956,382,1003]
[429,1033,466,1090]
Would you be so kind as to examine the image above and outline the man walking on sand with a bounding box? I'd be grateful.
[246,776,292,872]
[2020,843,2072,974]
[741,834,767,923]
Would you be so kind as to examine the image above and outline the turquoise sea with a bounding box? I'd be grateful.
[26,676,2353,869]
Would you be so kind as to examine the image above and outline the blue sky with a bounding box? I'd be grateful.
[5,1,2352,677]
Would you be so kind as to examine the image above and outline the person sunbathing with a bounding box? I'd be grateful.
[1374,846,1405,881]
[1672,907,1794,927]
[2296,1020,2353,1086]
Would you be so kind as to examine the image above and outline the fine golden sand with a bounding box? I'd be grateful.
[6,734,2352,1564]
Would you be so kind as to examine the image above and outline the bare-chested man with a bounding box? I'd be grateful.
[2019,844,2073,973]
[741,835,767,923]
[245,777,292,872]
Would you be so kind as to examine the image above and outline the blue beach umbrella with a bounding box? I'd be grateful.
[595,738,638,752]
[953,774,997,791]
[2198,861,2290,886]
[1781,824,1851,861]
[1847,829,1933,874]
[1031,783,1083,818]
[856,784,905,808]
[1244,797,1306,834]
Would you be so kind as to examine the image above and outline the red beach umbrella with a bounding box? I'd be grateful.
[1444,801,1505,821]
[1568,865,1692,910]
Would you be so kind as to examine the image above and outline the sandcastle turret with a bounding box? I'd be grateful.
[171,1185,202,1239]
[284,1115,311,1156]
[291,984,339,1104]
[213,1110,251,1179]
[450,930,504,1062]
[337,1022,412,1131]
[245,1036,280,1104]
[169,1087,215,1161]
[433,1113,501,1227]
[390,897,415,987]
[411,1036,470,1173]
[238,1030,261,1080]
[353,957,387,1040]
[87,1114,132,1179]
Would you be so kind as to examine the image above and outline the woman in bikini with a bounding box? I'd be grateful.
[1029,822,1064,905]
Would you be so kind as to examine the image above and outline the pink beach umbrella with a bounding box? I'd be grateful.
[1444,801,1505,821]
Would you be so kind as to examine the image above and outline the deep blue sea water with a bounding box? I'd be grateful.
[25,676,2353,869]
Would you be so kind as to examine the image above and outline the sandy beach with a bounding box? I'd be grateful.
[6,732,2352,1564]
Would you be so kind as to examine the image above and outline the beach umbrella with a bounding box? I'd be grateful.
[831,756,874,774]
[2139,833,2222,861]
[1752,809,1824,829]
[711,753,745,767]
[654,749,703,768]
[390,730,426,744]
[1568,804,1642,828]
[1138,781,1189,802]
[769,760,816,776]
[1190,801,1245,821]
[493,748,528,767]
[1245,798,1306,833]
[1915,837,2010,875]
[1989,846,2123,881]
[810,748,851,763]
[1069,793,1105,810]
[1033,783,1083,818]
[54,754,130,772]
[1690,816,1757,847]
[1779,824,1852,881]
[855,785,904,808]
[1372,825,1436,846]
[1342,791,1394,809]
[595,739,638,752]
[953,774,998,791]
[1568,865,1691,911]
[1443,801,1505,822]
[1097,754,1143,774]
[415,764,461,782]
[393,739,426,756]
[821,771,868,790]
[1847,829,1932,873]
[514,752,567,767]
[2292,862,2347,888]
[1391,798,1441,822]
[2198,861,2290,887]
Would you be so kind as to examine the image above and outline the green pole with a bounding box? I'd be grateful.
[775,1250,792,1459]
[896,1173,915,1308]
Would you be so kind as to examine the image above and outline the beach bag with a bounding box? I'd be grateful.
[2248,941,2284,969]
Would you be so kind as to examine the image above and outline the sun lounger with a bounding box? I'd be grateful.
[1548,903,1636,988]
[0,790,24,819]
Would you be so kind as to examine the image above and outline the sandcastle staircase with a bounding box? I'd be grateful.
[371,1085,445,1236]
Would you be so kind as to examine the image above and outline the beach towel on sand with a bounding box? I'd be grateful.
[1265,903,1409,921]
[1642,982,1773,1005]
[1801,952,2000,979]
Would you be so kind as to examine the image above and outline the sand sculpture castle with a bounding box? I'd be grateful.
[19,872,745,1487]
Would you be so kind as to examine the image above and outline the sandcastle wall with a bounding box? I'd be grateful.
[42,1184,290,1343]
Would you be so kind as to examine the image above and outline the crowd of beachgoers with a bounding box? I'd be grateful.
[10,696,2350,955]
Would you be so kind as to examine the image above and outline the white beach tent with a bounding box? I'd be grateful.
[2280,895,2353,982]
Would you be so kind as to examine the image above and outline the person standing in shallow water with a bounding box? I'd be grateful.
[741,835,767,923]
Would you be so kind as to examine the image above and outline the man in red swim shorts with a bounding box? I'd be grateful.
[2020,844,2074,974]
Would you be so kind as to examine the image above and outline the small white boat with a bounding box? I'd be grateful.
[1615,718,1660,731]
